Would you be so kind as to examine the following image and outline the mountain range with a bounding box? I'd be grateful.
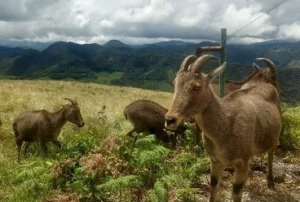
[0,39,299,103]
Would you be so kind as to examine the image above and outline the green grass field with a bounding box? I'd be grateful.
[0,80,299,202]
[95,71,123,84]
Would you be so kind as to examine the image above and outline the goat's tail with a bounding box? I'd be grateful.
[12,122,19,138]
[123,109,128,120]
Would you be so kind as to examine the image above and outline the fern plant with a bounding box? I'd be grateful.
[131,134,171,167]
[147,174,189,202]
[9,160,54,202]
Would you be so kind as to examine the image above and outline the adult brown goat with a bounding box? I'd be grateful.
[193,59,280,145]
[165,55,282,202]
[124,99,187,145]
[211,58,279,95]
[13,98,85,162]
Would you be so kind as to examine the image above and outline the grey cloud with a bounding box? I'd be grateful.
[0,0,299,44]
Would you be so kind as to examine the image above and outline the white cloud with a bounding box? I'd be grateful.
[278,22,300,40]
[219,4,276,38]
[0,0,298,44]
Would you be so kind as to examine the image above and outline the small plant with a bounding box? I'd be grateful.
[60,132,96,159]
[7,160,54,202]
[280,107,300,151]
[98,105,107,124]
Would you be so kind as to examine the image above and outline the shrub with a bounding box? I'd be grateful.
[280,106,300,151]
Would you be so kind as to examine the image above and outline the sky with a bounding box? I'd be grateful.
[0,0,299,45]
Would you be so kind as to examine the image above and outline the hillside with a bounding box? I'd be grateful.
[0,80,299,202]
[0,40,299,102]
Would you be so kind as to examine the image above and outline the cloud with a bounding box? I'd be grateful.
[0,0,298,44]
[278,22,300,40]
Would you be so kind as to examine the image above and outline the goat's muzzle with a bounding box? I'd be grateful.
[165,115,180,131]
[78,121,85,128]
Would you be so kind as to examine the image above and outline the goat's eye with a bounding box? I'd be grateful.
[192,84,201,91]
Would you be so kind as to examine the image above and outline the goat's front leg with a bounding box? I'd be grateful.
[52,139,62,148]
[267,148,275,189]
[232,160,249,202]
[40,140,48,157]
[195,123,201,146]
[209,160,223,202]
[23,142,31,156]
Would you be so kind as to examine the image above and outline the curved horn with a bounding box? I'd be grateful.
[64,98,77,105]
[256,58,276,76]
[192,54,218,73]
[180,55,197,71]
[252,62,260,71]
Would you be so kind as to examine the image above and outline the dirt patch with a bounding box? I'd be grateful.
[193,156,300,202]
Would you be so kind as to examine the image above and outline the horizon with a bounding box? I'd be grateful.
[1,37,299,50]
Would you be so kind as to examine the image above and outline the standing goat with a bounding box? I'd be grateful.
[13,98,85,162]
[165,55,282,202]
[193,59,280,145]
[211,59,279,95]
[124,99,186,145]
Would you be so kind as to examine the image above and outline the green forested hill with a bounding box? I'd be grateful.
[0,40,299,103]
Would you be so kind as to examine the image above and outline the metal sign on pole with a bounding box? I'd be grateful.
[195,28,227,97]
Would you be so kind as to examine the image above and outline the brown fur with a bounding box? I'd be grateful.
[195,59,281,146]
[124,99,186,145]
[13,98,85,162]
[165,55,282,202]
[210,60,280,95]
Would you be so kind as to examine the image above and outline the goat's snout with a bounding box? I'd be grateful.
[78,121,85,128]
[165,116,178,131]
[165,117,176,125]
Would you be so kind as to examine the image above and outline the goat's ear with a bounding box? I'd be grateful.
[207,62,226,83]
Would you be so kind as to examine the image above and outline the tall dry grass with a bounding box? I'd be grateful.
[0,79,172,168]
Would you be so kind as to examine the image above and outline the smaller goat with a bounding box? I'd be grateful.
[13,98,85,162]
[211,59,279,95]
[124,99,186,145]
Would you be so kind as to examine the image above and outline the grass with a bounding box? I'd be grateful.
[95,71,123,84]
[0,79,174,201]
[0,79,299,202]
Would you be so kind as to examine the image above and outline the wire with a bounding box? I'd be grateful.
[228,0,288,39]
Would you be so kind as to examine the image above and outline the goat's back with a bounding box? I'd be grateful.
[124,100,168,129]
[13,110,51,141]
[210,81,244,96]
[221,83,281,156]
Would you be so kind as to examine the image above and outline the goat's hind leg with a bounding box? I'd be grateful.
[209,160,224,202]
[16,138,23,163]
[267,148,275,189]
[232,160,249,202]
[23,142,31,156]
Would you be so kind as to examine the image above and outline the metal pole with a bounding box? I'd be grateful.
[219,28,227,97]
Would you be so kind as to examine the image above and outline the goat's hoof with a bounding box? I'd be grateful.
[267,180,275,189]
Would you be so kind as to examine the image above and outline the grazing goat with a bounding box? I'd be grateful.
[124,99,186,145]
[165,55,282,202]
[13,98,85,162]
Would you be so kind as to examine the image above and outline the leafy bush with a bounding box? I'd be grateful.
[2,160,54,202]
[51,130,210,202]
[59,132,96,159]
[280,106,300,151]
